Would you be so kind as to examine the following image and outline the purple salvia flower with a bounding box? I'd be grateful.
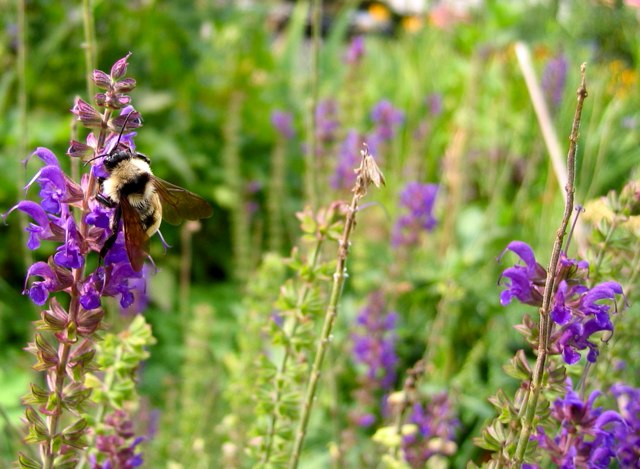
[3,200,62,250]
[534,379,624,468]
[498,242,623,365]
[392,182,438,247]
[542,53,568,112]
[2,54,150,464]
[271,110,295,139]
[349,291,398,427]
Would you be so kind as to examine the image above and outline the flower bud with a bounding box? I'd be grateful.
[110,52,132,80]
[92,70,111,89]
[71,98,104,130]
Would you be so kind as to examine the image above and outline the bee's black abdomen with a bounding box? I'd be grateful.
[141,212,156,231]
[121,172,150,196]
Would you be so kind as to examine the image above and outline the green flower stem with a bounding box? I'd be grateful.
[267,140,286,253]
[288,150,383,469]
[16,0,33,273]
[261,238,324,465]
[514,64,588,464]
[223,92,251,282]
[82,0,97,100]
[305,0,322,209]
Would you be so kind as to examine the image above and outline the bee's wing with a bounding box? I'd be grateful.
[120,196,150,272]
[152,176,213,225]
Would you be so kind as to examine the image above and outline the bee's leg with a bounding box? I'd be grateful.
[95,192,116,208]
[100,205,122,260]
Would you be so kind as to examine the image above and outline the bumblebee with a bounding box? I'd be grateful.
[94,125,212,271]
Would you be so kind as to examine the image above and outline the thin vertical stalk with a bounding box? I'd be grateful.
[16,0,33,272]
[305,0,322,209]
[267,140,286,253]
[222,93,250,282]
[288,149,383,468]
[514,64,588,463]
[82,0,97,100]
[261,238,324,465]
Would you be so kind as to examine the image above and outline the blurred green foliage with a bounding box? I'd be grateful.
[1,0,639,467]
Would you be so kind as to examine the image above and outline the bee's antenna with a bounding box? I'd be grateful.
[84,111,135,166]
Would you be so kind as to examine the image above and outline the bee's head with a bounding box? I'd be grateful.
[103,146,134,171]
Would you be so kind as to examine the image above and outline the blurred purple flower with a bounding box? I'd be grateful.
[426,93,443,117]
[316,98,340,144]
[392,182,438,247]
[330,129,362,191]
[542,53,568,112]
[344,36,365,65]
[91,410,144,469]
[499,242,623,365]
[352,291,398,390]
[367,100,404,155]
[271,110,295,139]
[402,393,458,467]
[610,384,640,466]
[349,291,398,428]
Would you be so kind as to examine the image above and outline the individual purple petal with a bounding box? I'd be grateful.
[499,241,538,270]
[4,201,54,250]
[32,147,60,167]
[53,217,84,269]
[551,281,571,324]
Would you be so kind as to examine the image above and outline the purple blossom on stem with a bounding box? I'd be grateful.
[542,53,568,112]
[271,110,295,139]
[315,98,340,145]
[3,53,149,466]
[498,241,623,365]
[402,393,458,467]
[392,182,438,247]
[330,129,362,191]
[344,35,365,65]
[349,291,398,427]
[533,379,625,468]
[367,100,404,155]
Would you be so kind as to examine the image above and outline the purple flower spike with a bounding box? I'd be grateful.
[370,100,404,142]
[542,53,568,111]
[344,36,365,65]
[271,110,295,139]
[392,182,438,247]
